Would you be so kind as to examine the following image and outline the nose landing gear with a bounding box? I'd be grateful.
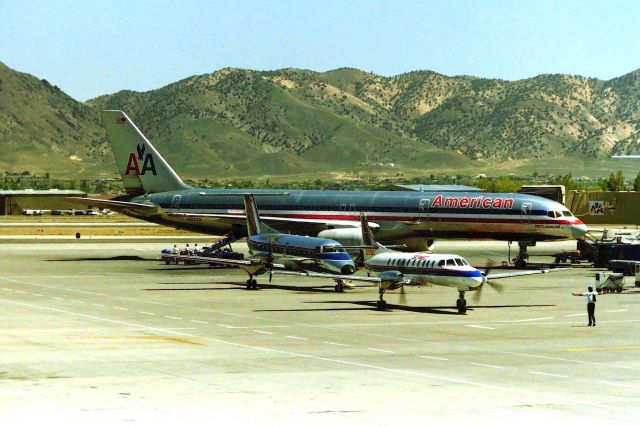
[456,291,467,314]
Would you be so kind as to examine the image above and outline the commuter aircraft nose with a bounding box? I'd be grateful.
[341,264,356,275]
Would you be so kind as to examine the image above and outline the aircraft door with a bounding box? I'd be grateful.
[418,198,430,221]
[521,202,532,223]
[171,194,181,211]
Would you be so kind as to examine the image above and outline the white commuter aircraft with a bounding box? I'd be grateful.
[279,213,563,313]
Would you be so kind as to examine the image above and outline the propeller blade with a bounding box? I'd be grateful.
[398,285,407,305]
[482,257,498,277]
[487,280,504,294]
[472,285,483,302]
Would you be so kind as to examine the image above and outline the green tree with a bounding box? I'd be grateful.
[606,171,625,191]
[634,172,640,192]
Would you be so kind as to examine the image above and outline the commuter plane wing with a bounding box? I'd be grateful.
[72,110,587,267]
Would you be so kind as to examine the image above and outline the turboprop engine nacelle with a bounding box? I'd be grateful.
[378,270,407,290]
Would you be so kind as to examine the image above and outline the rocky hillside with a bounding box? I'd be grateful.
[0,62,112,176]
[2,61,640,179]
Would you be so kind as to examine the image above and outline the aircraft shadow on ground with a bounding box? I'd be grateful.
[145,281,339,293]
[254,301,555,315]
[49,256,153,262]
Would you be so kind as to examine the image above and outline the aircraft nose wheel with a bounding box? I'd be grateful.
[456,292,467,314]
[334,280,345,293]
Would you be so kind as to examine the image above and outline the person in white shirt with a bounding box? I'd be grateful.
[572,285,599,326]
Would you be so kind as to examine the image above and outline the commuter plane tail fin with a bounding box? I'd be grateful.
[101,110,189,195]
[243,194,280,236]
[359,213,393,258]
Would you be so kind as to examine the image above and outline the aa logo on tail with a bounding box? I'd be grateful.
[125,143,157,176]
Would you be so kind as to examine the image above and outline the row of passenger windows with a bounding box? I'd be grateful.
[386,257,469,268]
[165,203,543,216]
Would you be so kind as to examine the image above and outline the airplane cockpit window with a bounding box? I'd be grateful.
[445,259,455,266]
[438,260,445,267]
[454,258,464,266]
[562,210,573,217]
[461,258,469,266]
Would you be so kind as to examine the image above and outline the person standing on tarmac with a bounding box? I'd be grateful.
[572,285,599,326]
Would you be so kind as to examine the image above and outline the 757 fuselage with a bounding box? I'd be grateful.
[128,188,587,245]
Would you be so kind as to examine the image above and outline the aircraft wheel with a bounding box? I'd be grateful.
[616,287,623,293]
[456,299,467,314]
[376,300,387,310]
[251,279,258,290]
[334,282,345,293]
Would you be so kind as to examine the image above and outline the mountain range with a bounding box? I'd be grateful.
[2,61,640,179]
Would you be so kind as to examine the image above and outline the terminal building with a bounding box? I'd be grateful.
[0,189,86,215]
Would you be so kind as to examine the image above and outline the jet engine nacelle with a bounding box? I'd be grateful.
[317,228,364,246]
[378,270,407,290]
[317,229,436,252]
[396,237,436,252]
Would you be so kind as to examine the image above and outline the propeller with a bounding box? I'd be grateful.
[473,258,504,302]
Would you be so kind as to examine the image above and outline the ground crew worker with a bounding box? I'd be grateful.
[171,244,178,254]
[572,285,598,326]
[193,243,200,255]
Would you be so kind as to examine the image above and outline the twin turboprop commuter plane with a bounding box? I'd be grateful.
[161,194,357,289]
[281,214,558,313]
[74,110,588,266]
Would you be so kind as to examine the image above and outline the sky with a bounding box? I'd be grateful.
[2,0,640,101]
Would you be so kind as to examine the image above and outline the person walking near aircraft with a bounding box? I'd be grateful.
[572,285,599,326]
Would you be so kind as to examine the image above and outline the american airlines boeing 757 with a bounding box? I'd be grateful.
[73,111,588,266]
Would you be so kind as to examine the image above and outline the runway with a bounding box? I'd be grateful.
[1,240,640,425]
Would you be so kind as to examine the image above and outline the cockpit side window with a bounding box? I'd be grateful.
[562,210,573,217]
[437,260,444,267]
[445,259,454,266]
[454,258,464,266]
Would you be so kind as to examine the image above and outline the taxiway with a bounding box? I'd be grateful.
[1,240,639,425]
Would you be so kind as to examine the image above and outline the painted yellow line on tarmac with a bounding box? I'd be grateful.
[566,345,640,352]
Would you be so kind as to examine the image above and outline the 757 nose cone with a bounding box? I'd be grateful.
[341,264,355,275]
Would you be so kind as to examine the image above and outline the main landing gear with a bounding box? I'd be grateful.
[334,279,346,293]
[376,287,387,310]
[246,276,258,290]
[456,291,467,314]
[510,241,535,268]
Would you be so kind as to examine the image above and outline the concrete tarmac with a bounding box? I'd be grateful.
[1,240,640,425]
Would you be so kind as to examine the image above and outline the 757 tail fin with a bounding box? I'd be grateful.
[101,110,189,194]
